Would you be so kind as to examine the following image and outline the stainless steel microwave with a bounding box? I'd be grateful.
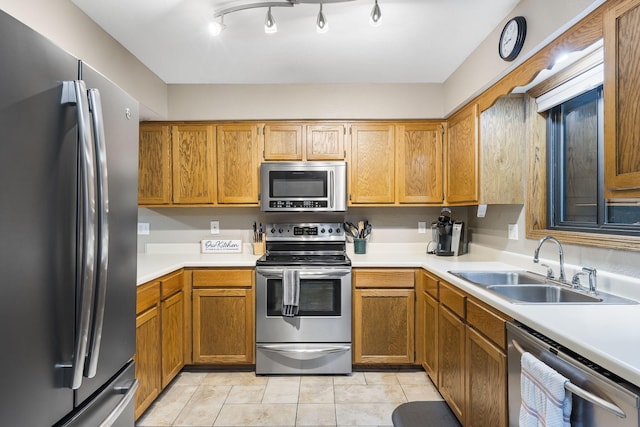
[260,161,347,212]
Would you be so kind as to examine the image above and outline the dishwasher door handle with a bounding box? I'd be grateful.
[512,339,627,419]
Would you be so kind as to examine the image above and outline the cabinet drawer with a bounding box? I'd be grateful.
[353,269,415,288]
[161,271,183,299]
[439,281,465,319]
[467,299,509,350]
[192,269,254,288]
[137,281,160,314]
[422,270,439,299]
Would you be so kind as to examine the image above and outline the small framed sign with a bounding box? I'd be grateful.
[201,239,242,254]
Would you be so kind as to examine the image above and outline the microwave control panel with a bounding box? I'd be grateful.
[269,200,328,209]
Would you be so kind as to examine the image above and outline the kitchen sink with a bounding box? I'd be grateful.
[486,285,601,303]
[448,270,638,304]
[448,270,547,286]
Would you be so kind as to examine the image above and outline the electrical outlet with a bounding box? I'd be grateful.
[137,222,150,235]
[210,220,220,234]
[418,221,427,234]
[508,223,519,240]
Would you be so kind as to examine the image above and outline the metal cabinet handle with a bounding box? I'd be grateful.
[512,339,626,418]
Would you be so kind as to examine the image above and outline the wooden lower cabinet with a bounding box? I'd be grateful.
[191,269,255,364]
[161,290,185,388]
[438,304,466,423]
[352,268,415,364]
[466,326,507,427]
[134,282,161,420]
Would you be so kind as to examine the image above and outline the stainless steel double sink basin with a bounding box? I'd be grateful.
[448,270,637,304]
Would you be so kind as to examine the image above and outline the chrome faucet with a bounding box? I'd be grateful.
[572,267,598,295]
[533,236,566,283]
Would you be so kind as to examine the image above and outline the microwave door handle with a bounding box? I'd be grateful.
[329,170,334,209]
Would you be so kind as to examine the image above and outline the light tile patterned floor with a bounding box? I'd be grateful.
[136,370,443,427]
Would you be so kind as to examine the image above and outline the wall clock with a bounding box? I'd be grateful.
[498,16,527,62]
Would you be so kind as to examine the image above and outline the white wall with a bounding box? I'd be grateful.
[167,83,445,120]
[443,0,605,115]
[0,0,168,118]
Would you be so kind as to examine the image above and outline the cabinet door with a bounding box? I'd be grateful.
[466,326,507,427]
[161,291,184,388]
[138,124,171,205]
[172,125,216,204]
[421,291,439,385]
[192,288,255,364]
[446,103,479,204]
[306,124,346,160]
[604,0,640,197]
[349,124,395,204]
[263,123,303,160]
[134,306,161,420]
[217,125,260,204]
[396,123,444,204]
[438,305,465,425]
[353,288,415,364]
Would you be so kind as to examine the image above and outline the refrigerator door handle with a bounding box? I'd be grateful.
[60,80,97,389]
[85,87,109,378]
[98,379,139,427]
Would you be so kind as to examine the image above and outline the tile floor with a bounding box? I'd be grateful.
[136,370,444,427]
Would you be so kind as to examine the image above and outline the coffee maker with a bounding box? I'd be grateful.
[431,208,467,256]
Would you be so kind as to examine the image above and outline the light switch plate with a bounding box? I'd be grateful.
[418,221,427,234]
[137,222,150,235]
[508,223,518,240]
[210,220,220,234]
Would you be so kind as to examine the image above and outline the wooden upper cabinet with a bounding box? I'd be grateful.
[138,123,172,205]
[349,124,395,204]
[396,122,444,204]
[604,0,640,198]
[479,95,526,204]
[263,123,303,160]
[445,103,479,205]
[217,124,260,204]
[171,125,216,204]
[306,124,346,160]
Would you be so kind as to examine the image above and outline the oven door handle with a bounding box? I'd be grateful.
[256,268,352,279]
[257,344,350,360]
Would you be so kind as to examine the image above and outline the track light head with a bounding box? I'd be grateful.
[265,7,277,34]
[370,0,382,26]
[316,3,328,33]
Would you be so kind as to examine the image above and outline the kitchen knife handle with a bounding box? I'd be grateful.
[85,87,109,378]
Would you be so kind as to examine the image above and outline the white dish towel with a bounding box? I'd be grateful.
[282,269,300,317]
[519,352,572,427]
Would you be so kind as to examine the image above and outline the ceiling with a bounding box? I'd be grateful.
[72,0,521,85]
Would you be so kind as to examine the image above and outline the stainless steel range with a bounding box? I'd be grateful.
[255,223,352,375]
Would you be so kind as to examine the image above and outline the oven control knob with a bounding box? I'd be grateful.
[320,228,325,233]
[328,228,333,233]
[278,228,283,234]
[270,228,276,234]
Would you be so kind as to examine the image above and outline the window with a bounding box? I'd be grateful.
[546,86,640,234]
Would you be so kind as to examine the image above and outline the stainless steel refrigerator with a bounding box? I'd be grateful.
[0,10,139,426]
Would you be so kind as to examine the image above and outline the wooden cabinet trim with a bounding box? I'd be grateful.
[467,298,510,351]
[136,282,160,314]
[353,268,415,288]
[439,281,466,319]
[192,269,254,287]
[161,270,184,299]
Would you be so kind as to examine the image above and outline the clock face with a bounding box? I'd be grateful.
[499,16,526,61]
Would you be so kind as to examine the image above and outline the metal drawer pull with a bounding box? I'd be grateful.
[512,339,626,419]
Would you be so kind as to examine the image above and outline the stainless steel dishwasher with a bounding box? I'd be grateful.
[507,321,640,426]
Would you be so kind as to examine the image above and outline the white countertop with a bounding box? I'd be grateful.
[137,242,640,389]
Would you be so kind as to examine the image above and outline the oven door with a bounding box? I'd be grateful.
[255,266,352,343]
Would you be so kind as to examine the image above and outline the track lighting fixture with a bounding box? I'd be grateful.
[316,3,328,34]
[209,0,381,36]
[370,0,381,26]
[264,7,277,34]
